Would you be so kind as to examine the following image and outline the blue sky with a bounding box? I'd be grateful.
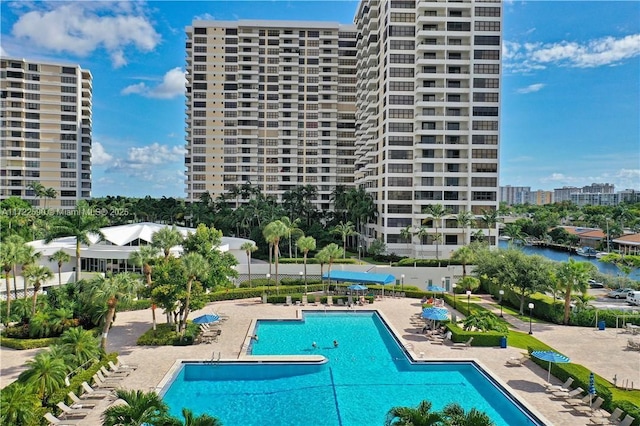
[1,1,639,198]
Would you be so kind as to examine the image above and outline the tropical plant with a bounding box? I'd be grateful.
[442,403,495,426]
[240,242,258,287]
[450,246,475,278]
[0,238,19,320]
[102,389,169,426]
[263,220,288,294]
[422,204,447,265]
[481,208,499,246]
[384,399,445,426]
[281,216,303,259]
[130,245,162,330]
[45,200,108,281]
[462,311,507,333]
[161,408,223,426]
[152,226,184,260]
[180,252,209,335]
[556,258,596,325]
[22,264,53,315]
[18,350,68,401]
[59,327,100,367]
[314,249,330,294]
[49,249,70,286]
[0,382,42,426]
[332,221,357,258]
[456,210,474,245]
[297,236,316,294]
[415,227,429,260]
[400,225,413,258]
[17,243,41,299]
[321,243,344,290]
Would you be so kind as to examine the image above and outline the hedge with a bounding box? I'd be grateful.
[396,258,465,267]
[445,322,504,346]
[265,294,375,305]
[0,335,58,350]
[278,258,357,264]
[119,299,153,312]
[205,284,326,302]
[137,322,200,346]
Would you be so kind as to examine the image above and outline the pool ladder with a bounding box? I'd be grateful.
[210,351,221,365]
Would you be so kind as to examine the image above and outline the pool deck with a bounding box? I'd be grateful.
[2,295,638,425]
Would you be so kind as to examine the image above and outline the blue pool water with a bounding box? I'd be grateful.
[162,312,544,426]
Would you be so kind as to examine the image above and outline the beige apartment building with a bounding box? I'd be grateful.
[184,20,358,210]
[354,0,502,257]
[1,57,92,209]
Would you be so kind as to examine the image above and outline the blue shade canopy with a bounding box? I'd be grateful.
[347,284,368,291]
[421,307,449,321]
[531,350,570,382]
[426,285,447,292]
[322,271,396,285]
[192,314,220,324]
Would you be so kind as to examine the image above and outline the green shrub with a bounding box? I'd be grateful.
[396,258,466,267]
[0,336,58,349]
[445,322,503,346]
[612,401,640,426]
[136,322,199,346]
[278,258,357,264]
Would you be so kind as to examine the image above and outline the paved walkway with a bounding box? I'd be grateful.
[2,296,638,426]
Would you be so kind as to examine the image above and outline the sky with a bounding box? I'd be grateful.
[1,0,639,198]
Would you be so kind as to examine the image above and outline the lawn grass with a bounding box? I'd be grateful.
[495,303,549,324]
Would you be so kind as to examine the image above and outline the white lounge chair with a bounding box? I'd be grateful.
[590,407,623,425]
[101,365,129,378]
[44,412,83,425]
[285,295,292,306]
[452,337,473,349]
[572,396,604,416]
[92,373,120,389]
[619,415,635,426]
[327,295,334,306]
[56,402,91,418]
[551,387,584,399]
[67,392,96,408]
[546,377,574,392]
[111,359,139,371]
[506,354,528,367]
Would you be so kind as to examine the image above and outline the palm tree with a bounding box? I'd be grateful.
[102,389,169,426]
[451,246,475,278]
[314,249,330,294]
[152,226,184,260]
[422,204,447,265]
[0,239,19,320]
[59,326,100,367]
[481,208,499,247]
[180,252,209,335]
[18,350,68,401]
[165,408,223,426]
[43,187,57,209]
[129,245,161,330]
[263,220,288,294]
[27,181,46,206]
[297,236,316,294]
[87,273,142,351]
[22,264,53,315]
[399,225,413,258]
[17,243,41,299]
[240,242,258,287]
[442,403,495,426]
[557,258,595,325]
[45,200,107,281]
[456,210,474,245]
[280,216,303,259]
[384,400,445,426]
[332,221,356,258]
[49,249,70,286]
[322,243,344,291]
[415,227,430,260]
[0,382,41,426]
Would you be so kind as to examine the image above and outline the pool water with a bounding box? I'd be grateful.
[162,312,543,426]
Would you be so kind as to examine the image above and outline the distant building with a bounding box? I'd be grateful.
[582,183,614,194]
[499,186,530,205]
[571,192,623,207]
[528,190,553,205]
[553,186,581,203]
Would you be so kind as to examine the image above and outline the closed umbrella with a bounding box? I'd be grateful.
[588,372,596,406]
[531,350,571,383]
[192,314,220,324]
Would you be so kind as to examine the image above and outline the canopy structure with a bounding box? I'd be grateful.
[322,271,396,285]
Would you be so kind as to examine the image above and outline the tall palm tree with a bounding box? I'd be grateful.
[102,389,169,426]
[451,246,475,278]
[59,326,100,367]
[18,350,68,401]
[557,258,595,325]
[22,264,53,315]
[297,236,316,294]
[43,187,57,209]
[456,210,474,245]
[152,226,184,261]
[129,245,161,330]
[17,243,41,299]
[332,221,356,258]
[422,204,447,265]
[384,400,445,426]
[180,252,209,335]
[481,208,499,247]
[45,200,107,281]
[240,242,258,287]
[27,181,46,206]
[415,227,430,260]
[322,243,344,290]
[160,408,223,426]
[314,249,330,294]
[49,249,70,286]
[442,403,495,426]
[399,225,413,258]
[280,216,303,259]
[0,239,19,320]
[0,382,41,426]
[87,273,142,351]
[263,220,288,294]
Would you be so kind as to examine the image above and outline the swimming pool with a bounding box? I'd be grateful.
[161,311,545,426]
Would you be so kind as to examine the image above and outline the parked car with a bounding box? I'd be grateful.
[607,288,635,299]
[588,279,605,289]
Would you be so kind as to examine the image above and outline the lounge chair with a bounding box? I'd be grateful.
[337,299,345,306]
[506,354,528,367]
[572,397,604,416]
[44,412,83,425]
[619,415,635,426]
[285,295,292,306]
[111,359,139,370]
[67,392,96,408]
[551,387,584,400]
[327,295,333,306]
[56,402,91,418]
[452,337,473,349]
[80,381,113,398]
[563,394,590,407]
[108,361,136,374]
[302,295,308,305]
[590,407,623,425]
[546,377,574,392]
[100,365,129,378]
[92,373,120,389]
[96,370,122,384]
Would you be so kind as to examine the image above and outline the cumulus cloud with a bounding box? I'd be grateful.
[121,68,186,99]
[517,83,545,94]
[128,143,185,164]
[9,2,160,68]
[0,45,7,56]
[504,33,640,73]
[539,169,640,190]
[194,13,215,21]
[92,142,114,165]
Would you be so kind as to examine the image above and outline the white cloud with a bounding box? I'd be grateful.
[517,83,545,94]
[0,45,7,56]
[127,143,185,165]
[539,169,640,191]
[10,3,160,68]
[92,142,114,165]
[121,68,186,99]
[504,33,640,73]
[194,13,215,21]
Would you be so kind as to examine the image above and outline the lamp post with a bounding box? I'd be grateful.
[528,302,534,335]
[401,274,405,292]
[452,283,457,309]
[499,289,504,317]
[358,245,362,262]
[299,271,305,294]
[466,290,471,313]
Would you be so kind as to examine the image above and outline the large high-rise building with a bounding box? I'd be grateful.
[184,20,357,210]
[354,0,502,257]
[500,185,531,206]
[1,57,92,209]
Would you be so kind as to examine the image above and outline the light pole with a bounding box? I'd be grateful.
[499,289,504,317]
[358,245,362,262]
[452,283,457,309]
[299,271,305,294]
[466,290,471,313]
[528,302,534,335]
[401,274,405,292]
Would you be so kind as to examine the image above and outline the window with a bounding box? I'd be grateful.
[388,164,413,173]
[62,66,76,74]
[472,149,498,159]
[475,7,500,17]
[473,107,499,116]
[389,26,415,37]
[473,78,499,88]
[472,135,498,145]
[474,35,500,46]
[389,123,413,132]
[389,40,414,50]
[474,50,500,60]
[390,54,415,64]
[388,95,414,105]
[475,21,501,31]
[389,67,414,77]
[472,120,498,130]
[474,64,500,74]
[446,22,470,31]
[389,150,412,160]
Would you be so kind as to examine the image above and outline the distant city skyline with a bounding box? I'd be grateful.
[1,1,639,197]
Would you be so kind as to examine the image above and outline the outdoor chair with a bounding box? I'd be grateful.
[572,397,604,416]
[452,337,473,349]
[505,354,528,367]
[108,361,136,373]
[590,407,623,425]
[627,339,640,351]
[92,374,120,390]
[337,299,345,306]
[551,387,584,400]
[67,392,96,409]
[80,381,113,398]
[44,412,83,425]
[327,296,334,306]
[302,295,308,306]
[285,295,292,306]
[619,415,635,426]
[546,377,574,392]
[111,359,138,371]
[563,394,590,407]
[56,402,91,418]
[101,365,129,378]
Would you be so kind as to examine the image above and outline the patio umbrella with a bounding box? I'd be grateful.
[588,372,596,406]
[531,350,571,383]
[426,285,447,298]
[347,284,368,292]
[422,307,449,329]
[192,314,220,324]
